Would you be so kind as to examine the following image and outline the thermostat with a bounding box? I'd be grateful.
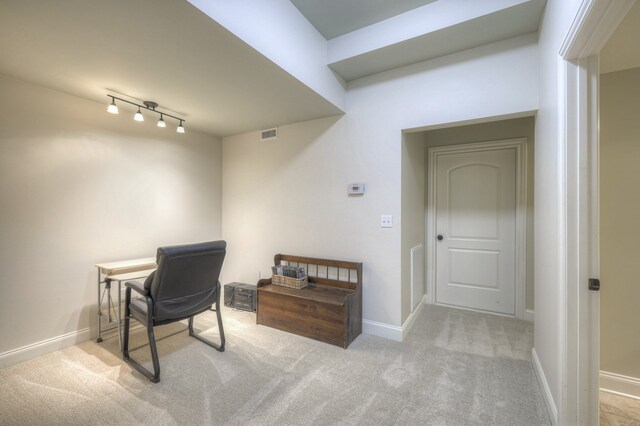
[348,183,365,195]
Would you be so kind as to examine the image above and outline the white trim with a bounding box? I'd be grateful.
[362,320,403,342]
[600,371,640,400]
[524,309,535,322]
[402,295,426,340]
[0,327,91,369]
[362,295,427,342]
[426,139,528,319]
[560,1,633,424]
[560,0,634,59]
[533,348,558,426]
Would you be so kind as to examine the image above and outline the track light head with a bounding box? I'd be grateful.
[157,114,166,128]
[134,107,144,122]
[107,97,119,114]
[177,120,185,134]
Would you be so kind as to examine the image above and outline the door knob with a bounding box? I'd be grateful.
[437,235,444,241]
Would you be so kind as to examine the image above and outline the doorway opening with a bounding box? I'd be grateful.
[597,3,640,422]
[400,116,536,326]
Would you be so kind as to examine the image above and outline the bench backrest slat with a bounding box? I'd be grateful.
[275,254,362,291]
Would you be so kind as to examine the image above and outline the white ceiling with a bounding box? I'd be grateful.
[600,0,640,75]
[289,0,437,39]
[0,0,342,138]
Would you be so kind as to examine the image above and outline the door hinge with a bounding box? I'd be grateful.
[588,278,600,291]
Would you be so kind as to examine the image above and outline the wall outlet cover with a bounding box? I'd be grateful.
[381,215,393,228]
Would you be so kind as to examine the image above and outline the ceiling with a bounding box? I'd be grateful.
[289,0,437,40]
[600,0,640,75]
[0,0,549,138]
[0,0,342,138]
[327,0,546,81]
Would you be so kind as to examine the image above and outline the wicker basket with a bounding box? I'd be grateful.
[272,274,308,289]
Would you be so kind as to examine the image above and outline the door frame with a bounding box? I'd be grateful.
[559,0,635,424]
[426,138,528,320]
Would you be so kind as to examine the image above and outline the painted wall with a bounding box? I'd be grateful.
[222,34,538,337]
[0,74,222,364]
[421,117,536,314]
[534,0,583,420]
[600,67,640,379]
[401,132,426,324]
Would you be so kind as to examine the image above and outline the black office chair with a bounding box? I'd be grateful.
[122,240,226,383]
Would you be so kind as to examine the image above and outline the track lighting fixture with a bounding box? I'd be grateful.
[107,96,119,114]
[106,95,186,134]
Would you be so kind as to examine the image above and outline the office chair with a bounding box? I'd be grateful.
[122,240,226,383]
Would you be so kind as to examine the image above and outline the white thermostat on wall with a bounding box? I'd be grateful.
[348,183,366,195]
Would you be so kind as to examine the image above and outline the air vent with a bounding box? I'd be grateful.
[260,127,278,141]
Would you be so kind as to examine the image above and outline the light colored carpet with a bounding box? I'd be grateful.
[0,304,549,425]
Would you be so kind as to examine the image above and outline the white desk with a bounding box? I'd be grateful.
[95,258,156,351]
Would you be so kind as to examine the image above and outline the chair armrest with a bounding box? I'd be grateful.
[125,280,149,296]
[257,278,272,288]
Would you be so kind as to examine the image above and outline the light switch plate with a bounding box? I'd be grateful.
[381,215,393,228]
[348,183,365,195]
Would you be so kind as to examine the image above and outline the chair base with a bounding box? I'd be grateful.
[188,305,225,352]
[123,290,225,383]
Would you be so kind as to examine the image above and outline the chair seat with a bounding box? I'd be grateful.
[130,298,148,317]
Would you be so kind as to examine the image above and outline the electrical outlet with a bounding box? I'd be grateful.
[381,215,393,228]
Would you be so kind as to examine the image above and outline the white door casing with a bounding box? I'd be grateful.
[427,139,527,319]
[559,1,634,424]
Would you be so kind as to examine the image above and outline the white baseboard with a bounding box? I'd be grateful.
[0,327,91,369]
[524,309,535,322]
[362,319,403,342]
[600,371,640,400]
[532,348,557,426]
[363,295,427,342]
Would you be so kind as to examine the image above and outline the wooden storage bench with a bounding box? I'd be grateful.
[256,254,362,349]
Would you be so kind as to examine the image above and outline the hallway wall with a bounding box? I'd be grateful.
[600,67,640,380]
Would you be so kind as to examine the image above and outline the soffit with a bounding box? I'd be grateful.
[0,0,342,138]
[290,0,546,82]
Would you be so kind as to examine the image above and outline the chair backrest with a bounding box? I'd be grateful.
[149,240,226,322]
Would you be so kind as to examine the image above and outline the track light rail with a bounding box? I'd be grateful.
[107,94,186,133]
[107,95,185,123]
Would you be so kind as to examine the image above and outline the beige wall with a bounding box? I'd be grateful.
[422,117,536,312]
[222,35,538,334]
[600,67,640,378]
[0,74,222,360]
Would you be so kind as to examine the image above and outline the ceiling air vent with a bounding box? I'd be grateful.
[260,127,278,141]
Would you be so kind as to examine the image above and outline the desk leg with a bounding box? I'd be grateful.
[106,280,112,323]
[97,270,103,343]
[117,280,123,356]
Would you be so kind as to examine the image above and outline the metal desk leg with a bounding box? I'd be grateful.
[97,270,103,343]
[117,280,123,355]
[106,280,112,323]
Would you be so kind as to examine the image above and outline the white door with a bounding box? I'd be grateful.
[435,147,516,315]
